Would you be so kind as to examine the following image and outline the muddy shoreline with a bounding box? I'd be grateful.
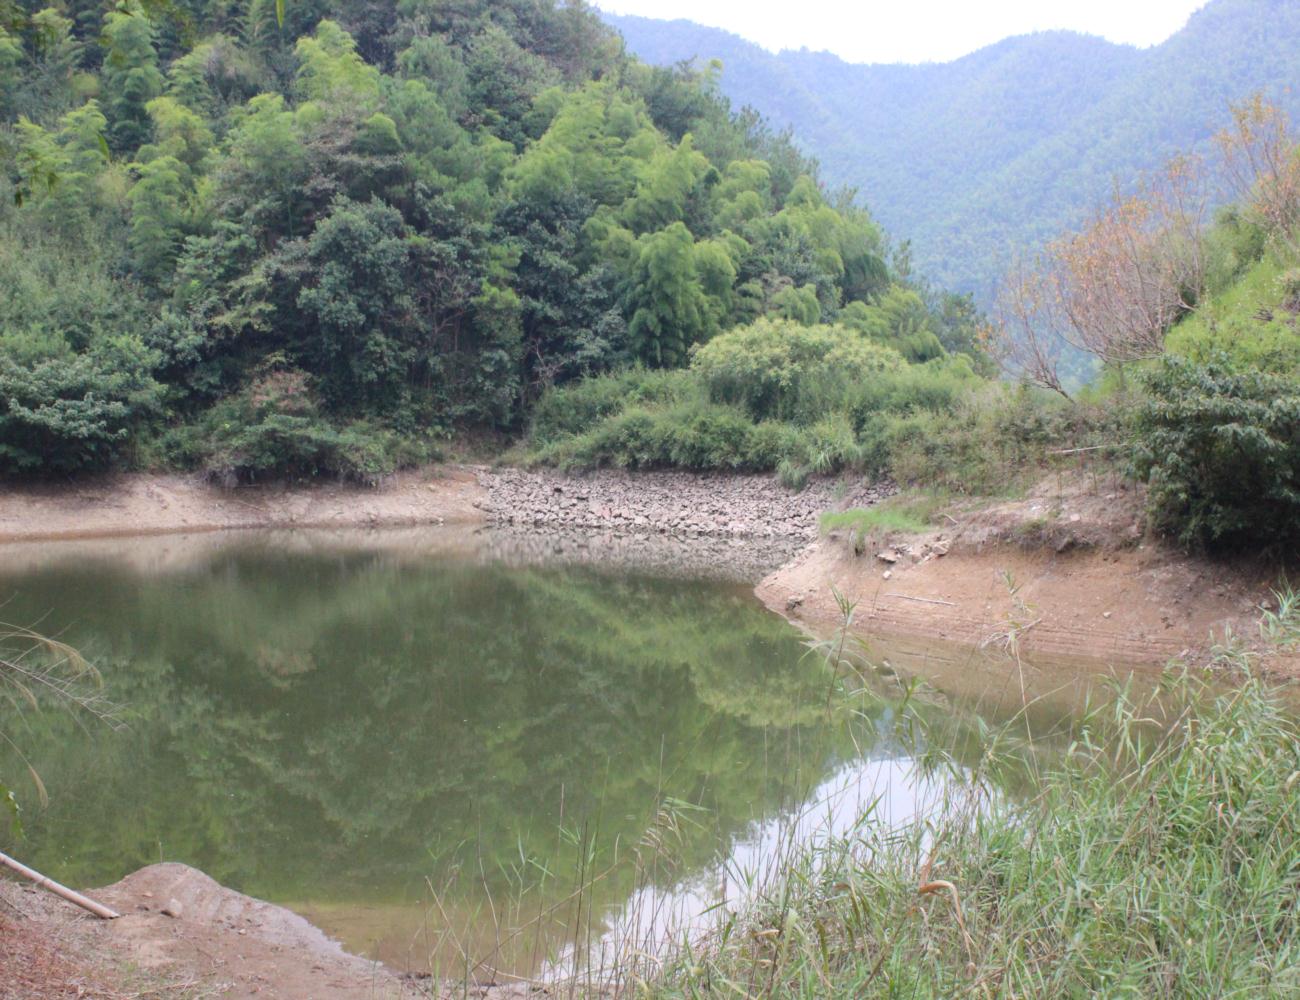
[760,476,1298,675]
[0,465,891,547]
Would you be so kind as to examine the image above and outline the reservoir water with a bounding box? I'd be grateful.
[0,528,1069,980]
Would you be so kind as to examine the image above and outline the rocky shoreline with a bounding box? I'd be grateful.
[477,468,895,541]
[0,466,895,548]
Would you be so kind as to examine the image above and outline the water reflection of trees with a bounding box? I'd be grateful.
[0,542,1082,975]
[1,549,874,905]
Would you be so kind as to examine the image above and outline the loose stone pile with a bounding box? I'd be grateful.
[478,468,895,541]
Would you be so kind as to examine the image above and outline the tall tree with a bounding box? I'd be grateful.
[625,222,708,367]
[101,4,164,154]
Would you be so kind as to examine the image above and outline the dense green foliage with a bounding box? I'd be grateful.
[527,317,1113,494]
[611,0,1300,300]
[1136,356,1300,552]
[691,318,903,423]
[1125,195,1300,551]
[523,153,1300,550]
[0,0,972,480]
[1167,246,1300,373]
[5,0,1298,557]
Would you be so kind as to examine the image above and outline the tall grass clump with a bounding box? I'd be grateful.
[650,663,1300,997]
[691,319,904,423]
[861,381,1128,495]
[528,368,699,447]
[1,625,118,834]
[819,493,950,550]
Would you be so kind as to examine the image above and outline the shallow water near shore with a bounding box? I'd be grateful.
[0,527,1098,980]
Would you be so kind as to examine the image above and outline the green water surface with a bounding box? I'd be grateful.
[0,530,969,975]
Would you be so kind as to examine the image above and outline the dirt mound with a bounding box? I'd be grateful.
[92,864,409,993]
[1,864,556,999]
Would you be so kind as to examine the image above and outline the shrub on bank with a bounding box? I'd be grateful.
[151,368,439,484]
[1134,354,1300,550]
[535,399,802,472]
[528,368,697,446]
[844,354,980,427]
[692,319,904,423]
[0,340,162,476]
[858,382,1132,495]
[0,227,165,476]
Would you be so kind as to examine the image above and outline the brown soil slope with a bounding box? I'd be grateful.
[760,477,1297,674]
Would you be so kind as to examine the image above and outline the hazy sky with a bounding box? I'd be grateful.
[595,0,1211,65]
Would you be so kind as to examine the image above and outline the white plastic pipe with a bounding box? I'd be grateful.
[0,850,120,919]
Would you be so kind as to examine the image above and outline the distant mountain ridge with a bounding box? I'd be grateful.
[607,0,1300,299]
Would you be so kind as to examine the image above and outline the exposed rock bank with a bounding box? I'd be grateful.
[0,466,892,548]
[477,468,895,540]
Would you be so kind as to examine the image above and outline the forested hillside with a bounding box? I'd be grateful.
[0,0,978,480]
[610,0,1300,299]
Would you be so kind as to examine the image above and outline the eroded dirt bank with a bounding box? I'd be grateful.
[0,468,486,544]
[760,477,1299,674]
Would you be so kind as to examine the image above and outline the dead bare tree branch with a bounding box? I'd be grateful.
[1216,93,1300,251]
